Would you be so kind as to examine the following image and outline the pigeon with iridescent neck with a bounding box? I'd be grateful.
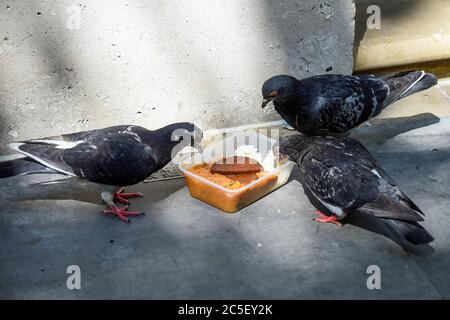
[0,122,202,222]
[278,134,434,248]
[262,71,437,136]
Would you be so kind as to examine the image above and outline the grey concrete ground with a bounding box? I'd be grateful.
[1,115,449,299]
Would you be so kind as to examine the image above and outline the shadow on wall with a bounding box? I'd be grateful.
[261,0,315,75]
[0,1,80,150]
[0,96,12,154]
[133,0,295,127]
[263,0,355,77]
[21,1,78,90]
[137,2,223,120]
[353,0,422,66]
[2,0,356,140]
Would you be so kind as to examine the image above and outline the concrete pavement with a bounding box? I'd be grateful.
[1,114,449,299]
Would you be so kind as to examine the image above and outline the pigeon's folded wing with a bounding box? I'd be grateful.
[299,148,380,216]
[353,193,424,222]
[9,132,157,186]
[300,140,425,222]
[306,75,389,131]
[8,140,81,176]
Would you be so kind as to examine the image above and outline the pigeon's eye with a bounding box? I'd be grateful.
[269,90,278,97]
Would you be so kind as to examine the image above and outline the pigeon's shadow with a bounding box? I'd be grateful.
[0,174,185,206]
[349,113,440,147]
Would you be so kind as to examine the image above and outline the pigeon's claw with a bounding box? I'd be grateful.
[314,210,343,227]
[101,204,145,223]
[114,187,144,204]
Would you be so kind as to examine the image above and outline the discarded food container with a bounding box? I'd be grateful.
[178,131,295,213]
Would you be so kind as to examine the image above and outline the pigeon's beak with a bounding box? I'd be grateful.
[261,98,271,109]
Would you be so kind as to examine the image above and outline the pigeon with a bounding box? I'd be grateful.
[262,71,437,136]
[0,122,203,222]
[277,134,434,247]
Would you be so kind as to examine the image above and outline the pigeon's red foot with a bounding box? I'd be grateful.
[314,210,343,227]
[114,187,144,204]
[101,204,145,223]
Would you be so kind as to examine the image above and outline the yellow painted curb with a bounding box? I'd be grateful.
[354,0,450,77]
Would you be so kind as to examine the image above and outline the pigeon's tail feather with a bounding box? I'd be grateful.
[383,218,434,245]
[354,194,433,246]
[0,157,56,178]
[381,70,437,106]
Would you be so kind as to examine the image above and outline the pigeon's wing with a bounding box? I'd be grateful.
[346,138,426,217]
[8,140,82,176]
[349,145,425,221]
[352,193,424,222]
[377,70,437,106]
[7,126,128,176]
[30,125,141,143]
[299,144,380,218]
[62,133,158,186]
[8,128,158,186]
[304,75,389,133]
[300,138,424,222]
[369,163,425,216]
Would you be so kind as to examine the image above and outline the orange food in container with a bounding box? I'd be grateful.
[178,131,295,213]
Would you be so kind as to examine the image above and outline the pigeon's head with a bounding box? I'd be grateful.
[261,75,298,108]
[165,122,203,151]
[275,134,312,163]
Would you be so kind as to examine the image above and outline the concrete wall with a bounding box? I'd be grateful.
[0,0,355,152]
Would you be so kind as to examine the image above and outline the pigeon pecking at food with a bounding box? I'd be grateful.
[277,134,434,248]
[262,71,437,136]
[0,122,202,222]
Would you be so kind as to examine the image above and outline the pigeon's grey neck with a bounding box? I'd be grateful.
[279,134,315,162]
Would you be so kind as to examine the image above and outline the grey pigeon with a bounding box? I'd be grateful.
[278,134,434,247]
[262,71,437,136]
[0,123,202,222]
